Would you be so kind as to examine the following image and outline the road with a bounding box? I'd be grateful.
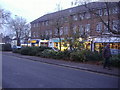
[2,54,119,88]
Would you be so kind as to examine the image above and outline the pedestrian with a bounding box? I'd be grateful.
[102,43,112,70]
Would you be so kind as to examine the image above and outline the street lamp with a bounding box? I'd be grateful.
[88,37,93,51]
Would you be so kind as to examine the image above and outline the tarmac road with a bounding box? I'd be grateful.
[2,54,119,88]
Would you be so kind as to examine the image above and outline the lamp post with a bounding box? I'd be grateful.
[88,37,94,52]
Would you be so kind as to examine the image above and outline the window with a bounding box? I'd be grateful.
[60,27,63,36]
[36,23,38,27]
[64,17,68,22]
[46,21,49,26]
[112,7,119,14]
[96,22,102,32]
[104,8,111,15]
[73,15,78,21]
[104,21,109,33]
[64,27,68,35]
[79,13,84,20]
[79,25,84,35]
[104,9,108,15]
[49,30,52,37]
[98,9,103,16]
[112,20,119,31]
[85,24,90,32]
[33,32,36,37]
[42,22,44,26]
[45,30,48,36]
[73,25,77,34]
[33,24,36,27]
[85,12,91,19]
[54,29,58,36]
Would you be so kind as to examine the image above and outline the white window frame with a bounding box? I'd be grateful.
[96,22,102,32]
[104,21,109,33]
[98,9,103,16]
[64,27,68,35]
[85,12,91,19]
[85,24,90,32]
[60,27,63,36]
[112,7,119,14]
[112,20,119,31]
[104,9,108,15]
[79,13,84,20]
[79,25,84,35]
[73,15,78,21]
[73,25,77,34]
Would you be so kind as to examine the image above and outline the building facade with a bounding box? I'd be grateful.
[30,2,120,54]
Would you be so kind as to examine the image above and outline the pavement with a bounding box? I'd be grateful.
[2,51,120,77]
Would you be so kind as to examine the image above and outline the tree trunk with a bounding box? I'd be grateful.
[17,38,20,46]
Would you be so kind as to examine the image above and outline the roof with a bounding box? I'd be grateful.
[30,2,119,24]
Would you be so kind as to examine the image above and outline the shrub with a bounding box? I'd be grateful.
[2,44,12,51]
[39,49,71,60]
[40,49,57,58]
[12,48,21,53]
[69,50,103,62]
[110,55,120,67]
[20,47,31,55]
[70,51,85,62]
[28,47,39,56]
[38,46,52,52]
[85,50,103,61]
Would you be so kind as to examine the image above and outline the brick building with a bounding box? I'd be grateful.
[30,2,120,54]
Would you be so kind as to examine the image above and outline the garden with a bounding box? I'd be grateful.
[1,44,120,67]
[11,46,120,67]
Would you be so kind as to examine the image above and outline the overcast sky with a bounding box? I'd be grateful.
[0,0,74,23]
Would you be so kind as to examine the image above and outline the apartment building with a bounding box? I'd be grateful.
[30,2,120,54]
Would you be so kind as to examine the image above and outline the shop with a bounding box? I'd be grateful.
[30,39,40,46]
[93,37,120,54]
[39,40,49,47]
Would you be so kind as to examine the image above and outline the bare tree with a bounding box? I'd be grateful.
[70,1,120,52]
[0,8,11,28]
[9,16,30,46]
[72,1,120,36]
[52,4,64,51]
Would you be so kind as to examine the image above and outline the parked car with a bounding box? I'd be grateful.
[12,45,22,49]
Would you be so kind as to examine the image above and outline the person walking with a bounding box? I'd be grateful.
[102,44,112,70]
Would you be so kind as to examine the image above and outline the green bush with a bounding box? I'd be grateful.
[40,49,56,58]
[37,49,66,59]
[110,55,120,67]
[2,44,12,51]
[70,51,85,62]
[38,46,52,52]
[12,48,21,53]
[84,50,103,61]
[28,47,39,56]
[69,50,103,62]
[20,47,31,55]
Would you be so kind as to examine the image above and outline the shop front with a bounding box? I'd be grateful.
[93,37,120,54]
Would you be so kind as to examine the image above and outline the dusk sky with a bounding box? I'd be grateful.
[0,0,74,22]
